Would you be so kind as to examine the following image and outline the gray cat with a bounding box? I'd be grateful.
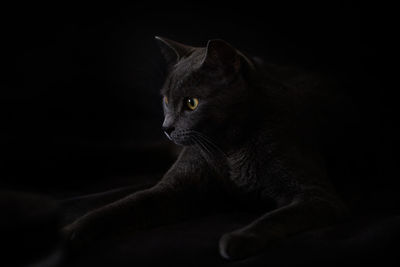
[63,37,348,260]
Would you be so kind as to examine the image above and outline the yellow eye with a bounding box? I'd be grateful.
[164,96,168,105]
[186,97,199,110]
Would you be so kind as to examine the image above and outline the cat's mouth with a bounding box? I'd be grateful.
[169,130,196,146]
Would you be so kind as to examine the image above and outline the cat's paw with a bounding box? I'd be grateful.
[62,224,79,242]
[219,230,266,260]
[61,223,94,251]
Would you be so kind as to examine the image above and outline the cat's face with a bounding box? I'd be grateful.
[157,37,249,148]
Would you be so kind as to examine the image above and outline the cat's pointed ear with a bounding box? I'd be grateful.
[201,39,241,72]
[155,36,193,68]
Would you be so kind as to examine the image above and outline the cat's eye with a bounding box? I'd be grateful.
[186,97,199,111]
[164,96,168,105]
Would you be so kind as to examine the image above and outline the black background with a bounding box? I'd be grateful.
[1,2,396,208]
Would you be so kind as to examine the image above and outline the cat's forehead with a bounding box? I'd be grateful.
[161,49,207,97]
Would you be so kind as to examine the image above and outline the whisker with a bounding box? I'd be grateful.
[200,136,223,154]
[194,131,220,149]
[192,131,226,157]
[192,135,225,174]
[190,133,229,178]
[192,135,213,157]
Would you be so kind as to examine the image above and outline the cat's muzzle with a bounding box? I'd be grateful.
[168,130,196,146]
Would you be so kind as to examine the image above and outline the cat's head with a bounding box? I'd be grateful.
[156,37,253,149]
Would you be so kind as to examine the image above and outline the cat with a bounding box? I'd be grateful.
[63,36,348,260]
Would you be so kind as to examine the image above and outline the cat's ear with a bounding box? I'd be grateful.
[201,39,240,72]
[155,36,194,68]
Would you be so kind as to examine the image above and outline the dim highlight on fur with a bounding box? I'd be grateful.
[63,36,349,260]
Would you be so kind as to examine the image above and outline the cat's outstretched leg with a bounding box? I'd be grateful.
[62,183,189,247]
[62,147,217,249]
[219,194,346,260]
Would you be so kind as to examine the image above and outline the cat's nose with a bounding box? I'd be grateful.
[162,126,175,137]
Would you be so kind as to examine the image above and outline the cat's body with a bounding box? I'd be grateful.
[64,37,348,260]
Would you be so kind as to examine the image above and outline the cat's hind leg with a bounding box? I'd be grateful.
[219,194,346,260]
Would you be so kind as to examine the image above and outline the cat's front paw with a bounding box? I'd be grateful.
[219,230,266,260]
[61,222,94,251]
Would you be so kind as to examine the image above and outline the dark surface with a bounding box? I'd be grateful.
[55,180,399,266]
[1,2,398,266]
[62,184,400,266]
[2,183,399,267]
